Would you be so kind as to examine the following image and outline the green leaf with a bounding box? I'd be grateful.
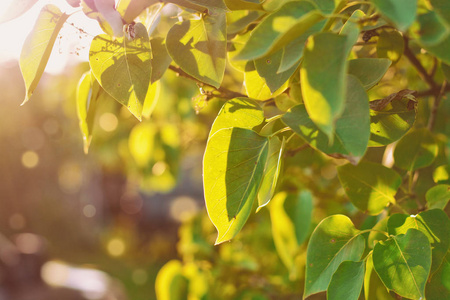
[224,0,264,10]
[270,191,313,271]
[227,11,264,36]
[89,23,152,121]
[234,1,323,60]
[282,75,370,162]
[166,13,226,88]
[20,4,69,105]
[203,127,269,244]
[327,261,365,300]
[372,0,417,31]
[417,11,450,47]
[426,184,450,209]
[377,30,404,64]
[347,58,391,90]
[254,48,300,93]
[0,0,38,23]
[337,162,402,215]
[369,98,416,147]
[364,253,394,300]
[300,32,350,137]
[426,251,450,300]
[257,137,284,210]
[428,0,450,26]
[387,210,450,274]
[155,260,188,300]
[422,31,450,65]
[151,37,172,83]
[339,10,365,53]
[244,61,289,100]
[209,98,265,139]
[304,215,365,298]
[373,228,431,300]
[394,128,438,171]
[276,19,326,73]
[76,72,100,153]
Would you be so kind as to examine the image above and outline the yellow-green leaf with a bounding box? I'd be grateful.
[304,215,365,298]
[300,32,350,137]
[337,162,402,215]
[257,137,284,210]
[166,13,226,88]
[373,228,431,300]
[203,127,269,244]
[20,4,69,104]
[76,72,100,153]
[89,23,152,121]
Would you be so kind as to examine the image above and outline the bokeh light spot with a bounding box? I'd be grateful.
[83,204,96,218]
[107,238,125,257]
[21,151,39,168]
[99,113,118,132]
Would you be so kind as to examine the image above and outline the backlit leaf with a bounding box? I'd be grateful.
[364,253,393,300]
[209,98,265,139]
[327,261,365,300]
[257,137,284,210]
[282,75,370,162]
[117,0,158,23]
[270,191,313,271]
[301,32,350,137]
[76,72,100,153]
[304,215,365,298]
[387,210,450,274]
[234,1,323,60]
[20,4,69,104]
[203,127,269,244]
[255,48,300,93]
[155,260,188,300]
[150,37,172,83]
[373,228,431,300]
[166,13,226,88]
[433,164,450,184]
[337,162,402,215]
[394,128,438,171]
[244,61,289,100]
[89,22,152,121]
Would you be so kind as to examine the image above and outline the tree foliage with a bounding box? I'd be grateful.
[10,0,450,298]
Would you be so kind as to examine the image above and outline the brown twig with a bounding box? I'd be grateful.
[403,36,438,90]
[427,80,448,130]
[416,84,450,98]
[168,65,246,100]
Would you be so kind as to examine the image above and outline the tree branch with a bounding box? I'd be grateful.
[427,80,448,130]
[168,65,246,100]
[403,36,438,90]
